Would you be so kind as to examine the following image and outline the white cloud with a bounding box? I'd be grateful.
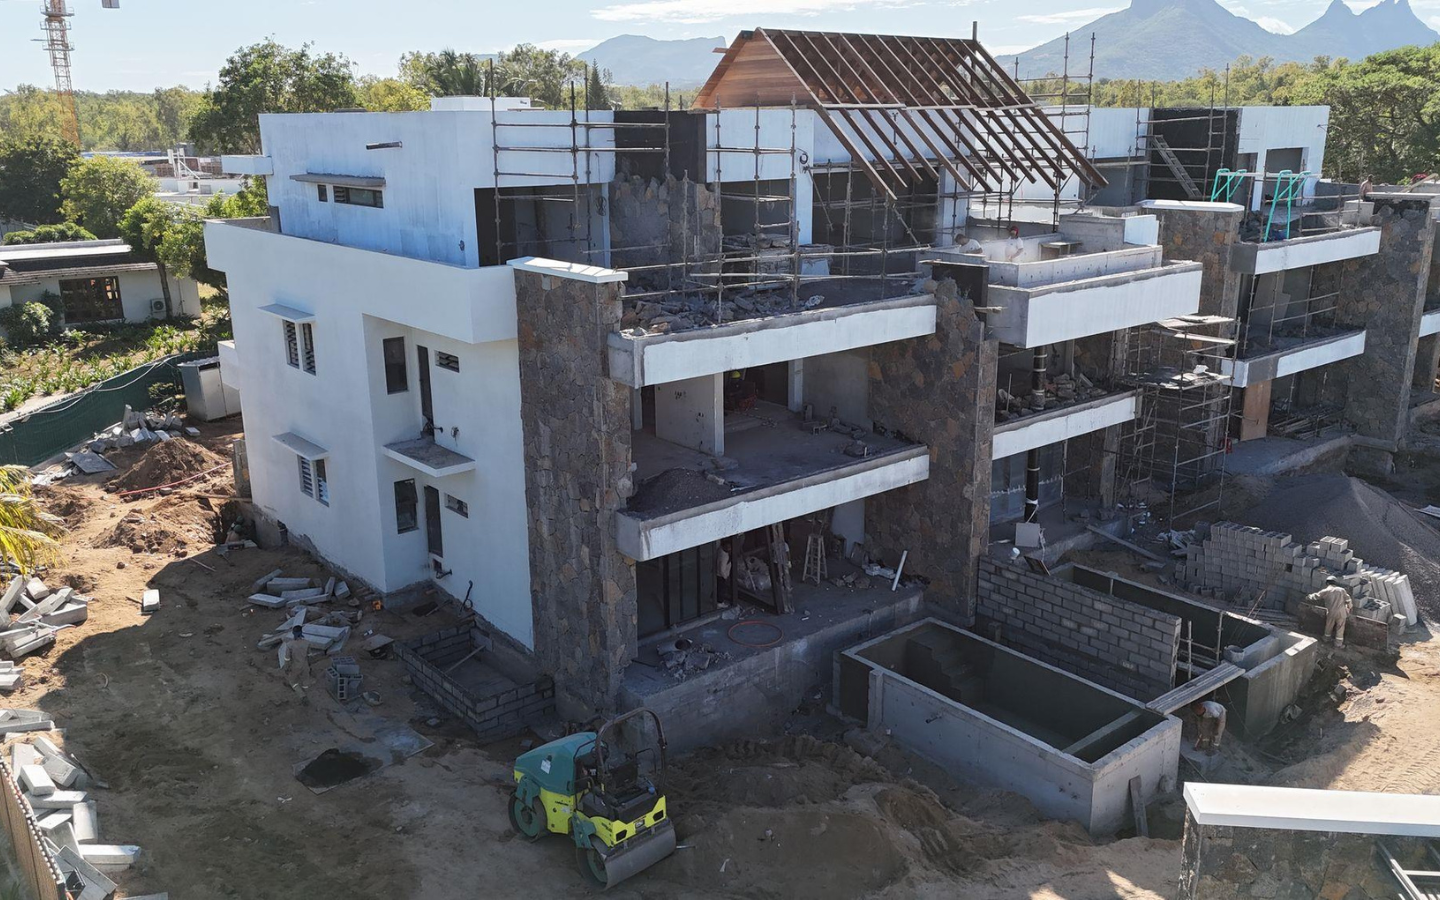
[1431,13,1440,26]
[1016,6,1122,23]
[1255,15,1295,31]
[592,0,912,24]
[1342,0,1383,9]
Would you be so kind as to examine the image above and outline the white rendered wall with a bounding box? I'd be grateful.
[1237,107,1329,210]
[259,109,617,267]
[205,220,535,648]
[654,374,724,454]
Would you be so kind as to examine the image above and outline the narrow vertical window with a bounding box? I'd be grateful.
[395,479,418,533]
[284,321,299,369]
[314,458,329,506]
[383,337,408,393]
[298,456,314,497]
[317,184,328,202]
[301,322,317,375]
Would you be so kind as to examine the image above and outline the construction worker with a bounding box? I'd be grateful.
[953,230,984,255]
[1310,575,1353,648]
[278,625,311,695]
[1191,699,1227,753]
[1004,225,1025,261]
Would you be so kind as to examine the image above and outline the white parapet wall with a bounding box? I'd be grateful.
[615,447,929,561]
[986,262,1203,348]
[1184,783,1440,837]
[1222,329,1367,388]
[992,391,1141,461]
[1229,227,1382,275]
[607,295,937,388]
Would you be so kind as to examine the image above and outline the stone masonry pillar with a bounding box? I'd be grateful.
[865,271,997,624]
[1327,195,1438,473]
[1141,200,1244,339]
[512,260,637,719]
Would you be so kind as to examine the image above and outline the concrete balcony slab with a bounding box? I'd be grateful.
[986,261,1203,349]
[383,437,477,478]
[1230,227,1382,275]
[991,391,1141,461]
[608,293,937,388]
[618,408,929,561]
[1222,329,1367,388]
[1420,308,1440,338]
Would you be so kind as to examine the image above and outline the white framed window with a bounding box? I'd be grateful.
[315,458,330,506]
[298,456,314,497]
[436,351,460,373]
[444,494,468,517]
[284,321,300,368]
[300,322,317,375]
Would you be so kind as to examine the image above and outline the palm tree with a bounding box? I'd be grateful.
[0,466,64,575]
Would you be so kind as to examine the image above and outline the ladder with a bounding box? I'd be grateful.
[802,532,827,585]
[1152,134,1202,200]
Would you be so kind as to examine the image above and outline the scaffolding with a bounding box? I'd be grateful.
[1012,31,1098,227]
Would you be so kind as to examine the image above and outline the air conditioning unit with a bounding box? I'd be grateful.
[150,298,167,316]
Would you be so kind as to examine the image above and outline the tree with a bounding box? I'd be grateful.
[0,86,67,146]
[118,197,181,316]
[357,76,429,112]
[0,136,79,226]
[189,40,358,154]
[415,49,490,97]
[1293,46,1440,184]
[586,64,612,111]
[60,156,156,239]
[0,465,64,575]
[2,223,96,245]
[494,44,587,109]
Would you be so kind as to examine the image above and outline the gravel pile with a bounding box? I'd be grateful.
[1235,474,1440,620]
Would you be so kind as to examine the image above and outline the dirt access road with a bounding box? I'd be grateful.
[10,424,1438,899]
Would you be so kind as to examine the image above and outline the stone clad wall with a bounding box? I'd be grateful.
[1148,203,1243,337]
[514,269,637,718]
[865,272,996,623]
[608,175,723,288]
[1179,813,1429,899]
[1325,195,1438,461]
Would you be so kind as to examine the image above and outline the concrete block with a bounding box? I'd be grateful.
[24,579,50,601]
[324,577,336,597]
[0,708,54,734]
[17,588,70,624]
[140,589,159,615]
[281,588,327,602]
[11,743,40,770]
[8,631,55,658]
[246,593,287,608]
[0,577,24,615]
[56,845,115,897]
[27,790,86,809]
[251,568,284,594]
[42,753,80,788]
[19,764,55,795]
[79,844,140,869]
[0,671,23,692]
[267,577,313,591]
[71,800,98,843]
[37,810,71,832]
[40,603,89,628]
[334,581,351,600]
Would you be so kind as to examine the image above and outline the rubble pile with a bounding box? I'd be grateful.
[995,372,1112,423]
[248,570,385,697]
[619,288,826,334]
[34,404,200,486]
[0,575,92,670]
[2,720,143,898]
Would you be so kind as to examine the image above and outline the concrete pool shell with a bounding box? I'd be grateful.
[837,618,1181,835]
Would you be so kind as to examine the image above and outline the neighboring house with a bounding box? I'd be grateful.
[0,239,201,327]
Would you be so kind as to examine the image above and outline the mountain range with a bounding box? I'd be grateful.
[578,34,727,87]
[1010,0,1440,80]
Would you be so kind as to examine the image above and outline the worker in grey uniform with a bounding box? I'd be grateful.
[1191,699,1227,753]
[1309,575,1353,648]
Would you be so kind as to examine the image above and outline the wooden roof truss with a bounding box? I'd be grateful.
[695,28,1107,202]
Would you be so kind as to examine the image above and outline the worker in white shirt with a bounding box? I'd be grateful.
[1191,699,1227,753]
[1309,575,1353,648]
[278,625,312,696]
[953,230,984,255]
[1004,225,1025,261]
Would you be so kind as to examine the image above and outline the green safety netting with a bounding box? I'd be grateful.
[0,350,214,468]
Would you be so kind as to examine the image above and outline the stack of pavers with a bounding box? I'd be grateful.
[3,726,143,899]
[0,576,91,672]
[1177,522,1418,626]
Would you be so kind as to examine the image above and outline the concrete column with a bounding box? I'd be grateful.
[655,373,724,455]
[631,388,644,430]
[1413,334,1440,392]
[787,359,805,412]
[830,499,865,553]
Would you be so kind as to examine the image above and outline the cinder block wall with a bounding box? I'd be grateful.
[397,626,556,742]
[976,558,1181,698]
[866,273,997,623]
[514,269,637,718]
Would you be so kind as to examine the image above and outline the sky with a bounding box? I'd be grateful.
[0,0,1437,92]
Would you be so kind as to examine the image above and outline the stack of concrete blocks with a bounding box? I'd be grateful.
[0,576,91,663]
[6,731,143,898]
[1178,523,1416,621]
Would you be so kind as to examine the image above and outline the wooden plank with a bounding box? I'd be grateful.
[1145,663,1244,715]
[1085,526,1167,563]
[1129,775,1150,838]
[1239,380,1272,442]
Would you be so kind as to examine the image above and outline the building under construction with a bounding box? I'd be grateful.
[203,26,1436,779]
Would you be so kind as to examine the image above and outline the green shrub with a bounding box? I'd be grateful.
[0,303,53,349]
[0,223,97,245]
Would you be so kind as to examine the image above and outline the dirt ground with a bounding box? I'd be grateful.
[11,421,1440,899]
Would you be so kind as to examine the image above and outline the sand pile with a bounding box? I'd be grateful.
[1235,474,1440,619]
[96,496,225,555]
[106,439,227,496]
